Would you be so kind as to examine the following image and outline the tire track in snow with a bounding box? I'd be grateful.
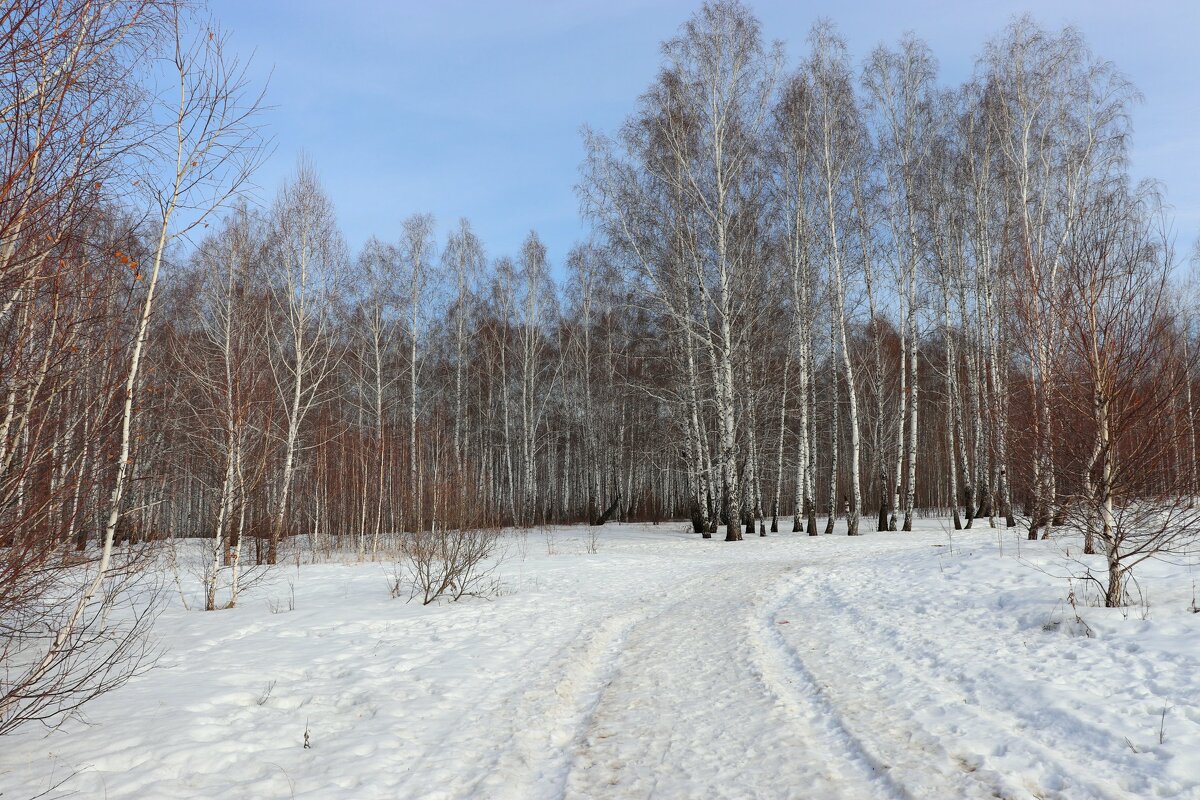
[762,566,990,798]
[808,567,1137,799]
[747,567,905,800]
[814,564,1151,781]
[769,560,1122,800]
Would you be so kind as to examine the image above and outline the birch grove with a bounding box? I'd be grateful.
[135,6,1196,574]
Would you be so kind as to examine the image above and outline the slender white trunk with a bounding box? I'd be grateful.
[771,357,790,533]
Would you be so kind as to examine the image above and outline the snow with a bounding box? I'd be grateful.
[3,521,1199,799]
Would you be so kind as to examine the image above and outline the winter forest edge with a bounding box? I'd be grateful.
[3,1,1200,797]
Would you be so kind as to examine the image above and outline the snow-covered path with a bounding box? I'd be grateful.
[559,558,890,800]
[3,523,1198,799]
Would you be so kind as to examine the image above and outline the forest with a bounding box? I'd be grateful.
[3,0,1199,747]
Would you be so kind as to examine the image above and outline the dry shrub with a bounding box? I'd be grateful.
[394,442,503,605]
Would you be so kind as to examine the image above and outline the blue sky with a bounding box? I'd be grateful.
[209,0,1200,268]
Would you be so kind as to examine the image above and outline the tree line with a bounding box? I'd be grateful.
[135,2,1200,604]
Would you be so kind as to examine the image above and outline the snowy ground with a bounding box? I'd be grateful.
[3,520,1199,799]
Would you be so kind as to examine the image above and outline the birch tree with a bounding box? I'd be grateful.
[658,0,779,540]
[185,204,270,608]
[1,5,263,732]
[266,160,343,563]
[986,18,1131,538]
[1063,181,1199,606]
[769,71,820,534]
[808,21,863,535]
[863,33,937,531]
[352,236,402,555]
[443,219,484,475]
[398,213,435,531]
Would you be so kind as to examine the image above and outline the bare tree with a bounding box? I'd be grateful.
[808,21,863,535]
[266,158,342,563]
[1,3,264,732]
[1063,182,1198,607]
[863,33,937,532]
[986,18,1132,538]
[182,203,271,609]
[349,236,402,556]
[767,71,823,535]
[443,219,484,476]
